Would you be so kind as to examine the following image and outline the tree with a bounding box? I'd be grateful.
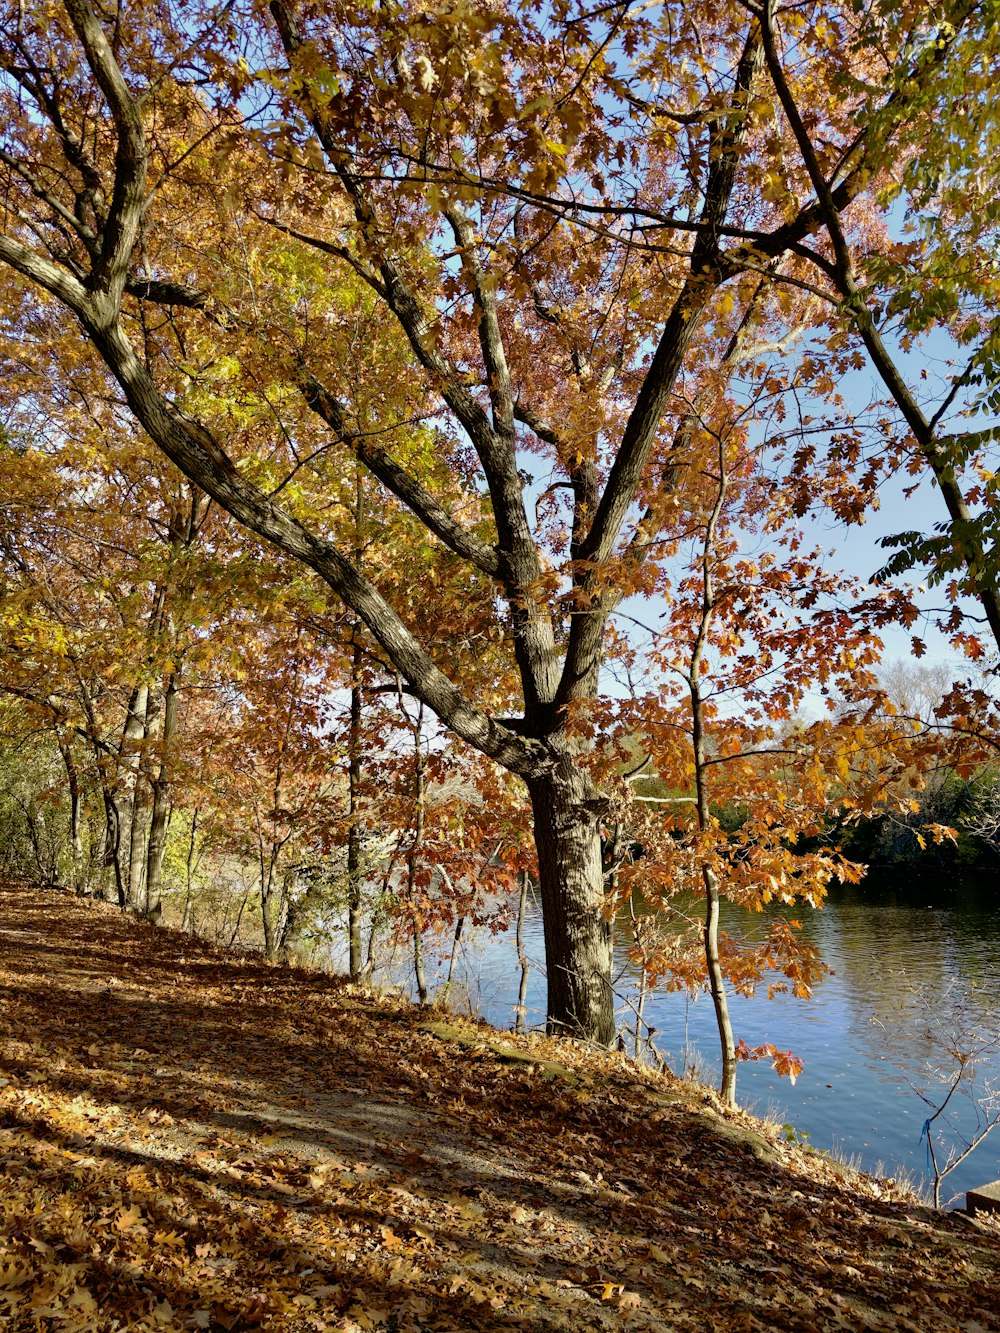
[601,375,898,1103]
[0,401,351,920]
[0,423,210,905]
[746,3,1000,658]
[0,0,991,1044]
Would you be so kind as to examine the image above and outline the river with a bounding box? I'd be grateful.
[400,874,1000,1207]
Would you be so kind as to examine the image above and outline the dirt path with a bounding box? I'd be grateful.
[1,881,998,1332]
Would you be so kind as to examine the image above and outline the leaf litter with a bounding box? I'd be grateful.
[1,881,998,1332]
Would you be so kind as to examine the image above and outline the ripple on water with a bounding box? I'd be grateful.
[461,877,1000,1204]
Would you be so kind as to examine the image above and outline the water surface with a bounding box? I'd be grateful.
[419,875,1000,1205]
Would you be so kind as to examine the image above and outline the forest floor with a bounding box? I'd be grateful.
[1,881,999,1333]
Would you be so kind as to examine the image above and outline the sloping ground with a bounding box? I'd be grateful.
[1,882,998,1333]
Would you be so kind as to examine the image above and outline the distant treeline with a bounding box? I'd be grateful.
[829,768,1000,880]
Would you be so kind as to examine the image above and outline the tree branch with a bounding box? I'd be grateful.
[577,21,763,567]
[443,201,514,441]
[297,367,503,579]
[62,0,147,306]
[76,310,539,776]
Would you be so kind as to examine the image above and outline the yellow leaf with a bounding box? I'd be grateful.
[0,1262,32,1289]
[114,1203,144,1232]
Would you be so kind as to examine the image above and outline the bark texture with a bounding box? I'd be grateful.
[528,757,614,1047]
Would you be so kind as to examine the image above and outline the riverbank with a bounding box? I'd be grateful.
[1,881,998,1332]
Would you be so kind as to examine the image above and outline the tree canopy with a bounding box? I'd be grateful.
[2,0,1000,1067]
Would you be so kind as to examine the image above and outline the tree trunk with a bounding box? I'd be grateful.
[182,807,199,931]
[261,868,282,963]
[515,870,530,1034]
[227,884,251,948]
[412,925,428,1007]
[690,428,738,1105]
[18,794,52,884]
[144,670,179,923]
[527,762,615,1047]
[441,915,464,1008]
[119,680,150,907]
[347,639,364,980]
[406,714,428,1006]
[57,737,85,894]
[126,779,148,907]
[629,894,649,1060]
[703,864,737,1104]
[99,784,126,908]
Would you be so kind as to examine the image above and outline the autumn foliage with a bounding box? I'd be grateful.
[2,0,1000,1088]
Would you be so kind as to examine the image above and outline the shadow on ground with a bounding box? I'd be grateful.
[1,882,999,1332]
